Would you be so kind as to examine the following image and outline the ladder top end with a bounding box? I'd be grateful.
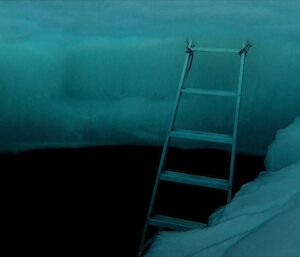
[186,39,195,53]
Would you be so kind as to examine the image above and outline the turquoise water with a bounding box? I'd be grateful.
[0,1,299,154]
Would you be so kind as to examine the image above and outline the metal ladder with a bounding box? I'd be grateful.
[139,40,252,256]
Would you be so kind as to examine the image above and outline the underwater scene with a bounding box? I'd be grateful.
[1,1,300,257]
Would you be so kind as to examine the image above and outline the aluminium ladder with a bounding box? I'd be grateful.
[139,40,252,256]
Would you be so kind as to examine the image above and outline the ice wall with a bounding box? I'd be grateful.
[0,1,300,154]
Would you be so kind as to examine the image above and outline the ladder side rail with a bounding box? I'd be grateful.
[138,43,193,255]
[227,42,246,202]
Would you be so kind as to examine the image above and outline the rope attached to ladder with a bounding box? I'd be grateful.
[185,41,194,78]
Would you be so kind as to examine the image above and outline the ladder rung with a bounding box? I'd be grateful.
[160,171,230,190]
[149,215,206,231]
[181,88,238,97]
[192,47,239,53]
[170,129,234,144]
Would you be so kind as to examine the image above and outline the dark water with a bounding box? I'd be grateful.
[2,146,264,256]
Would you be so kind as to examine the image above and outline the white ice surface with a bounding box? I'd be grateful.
[224,204,300,257]
[265,116,300,171]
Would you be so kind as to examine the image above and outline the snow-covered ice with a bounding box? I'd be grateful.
[224,204,300,257]
[265,116,300,171]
